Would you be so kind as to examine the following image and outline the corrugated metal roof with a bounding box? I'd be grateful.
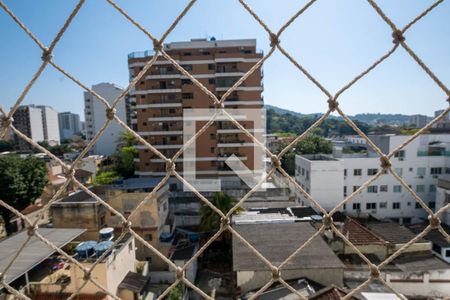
[0,228,85,285]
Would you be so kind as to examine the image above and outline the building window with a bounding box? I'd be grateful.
[409,168,413,172]
[182,65,193,71]
[144,234,153,241]
[380,185,388,192]
[306,171,310,181]
[354,169,362,176]
[433,244,442,254]
[393,202,401,209]
[181,79,192,85]
[344,169,347,176]
[429,185,436,193]
[343,186,347,197]
[394,168,403,177]
[353,186,360,192]
[416,185,425,193]
[416,202,421,209]
[429,201,436,209]
[210,147,215,153]
[446,168,450,174]
[417,167,426,177]
[367,186,378,193]
[208,78,216,85]
[393,185,402,193]
[445,249,450,257]
[366,203,376,210]
[367,168,378,176]
[208,64,215,70]
[394,150,405,158]
[353,203,361,210]
[379,202,387,208]
[183,52,192,56]
[182,93,194,99]
[431,167,442,175]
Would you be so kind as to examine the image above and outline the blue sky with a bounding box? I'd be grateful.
[1,0,449,120]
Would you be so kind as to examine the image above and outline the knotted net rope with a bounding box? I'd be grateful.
[0,0,449,299]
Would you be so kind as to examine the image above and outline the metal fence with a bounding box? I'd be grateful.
[0,0,449,299]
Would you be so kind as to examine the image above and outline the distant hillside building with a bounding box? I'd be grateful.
[433,109,450,129]
[58,111,80,140]
[408,114,429,128]
[84,83,126,156]
[36,105,60,145]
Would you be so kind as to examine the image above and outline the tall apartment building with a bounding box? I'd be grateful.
[128,38,264,183]
[36,105,60,145]
[84,83,126,156]
[12,105,45,150]
[295,134,450,224]
[58,111,80,140]
[408,114,429,128]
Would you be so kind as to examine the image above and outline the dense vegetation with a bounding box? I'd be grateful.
[279,135,333,175]
[0,155,48,234]
[267,109,371,137]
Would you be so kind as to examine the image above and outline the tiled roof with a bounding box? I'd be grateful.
[342,217,386,245]
[21,204,43,215]
[232,222,344,271]
[32,294,107,300]
[407,222,450,247]
[309,285,356,300]
[366,222,426,244]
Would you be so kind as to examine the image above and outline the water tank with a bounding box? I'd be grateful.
[99,227,114,241]
[94,241,114,258]
[75,241,97,259]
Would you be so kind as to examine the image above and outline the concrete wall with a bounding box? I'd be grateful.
[51,203,105,240]
[236,268,343,294]
[386,269,450,298]
[67,237,136,297]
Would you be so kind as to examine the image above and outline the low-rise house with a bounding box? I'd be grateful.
[407,222,450,263]
[365,222,431,254]
[232,222,344,294]
[105,178,171,267]
[22,234,148,300]
[74,168,94,186]
[51,186,107,240]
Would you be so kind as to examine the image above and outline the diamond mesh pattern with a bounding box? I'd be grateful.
[0,0,449,299]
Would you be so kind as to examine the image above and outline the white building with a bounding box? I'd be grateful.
[58,111,80,140]
[408,114,429,128]
[36,105,60,145]
[437,175,450,226]
[84,83,125,156]
[12,105,45,150]
[295,134,450,224]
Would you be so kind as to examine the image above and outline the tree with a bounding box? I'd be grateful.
[200,192,242,233]
[116,131,137,148]
[115,146,137,179]
[0,140,14,152]
[280,135,333,175]
[93,171,119,185]
[0,155,48,234]
[114,131,138,179]
[167,284,184,300]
